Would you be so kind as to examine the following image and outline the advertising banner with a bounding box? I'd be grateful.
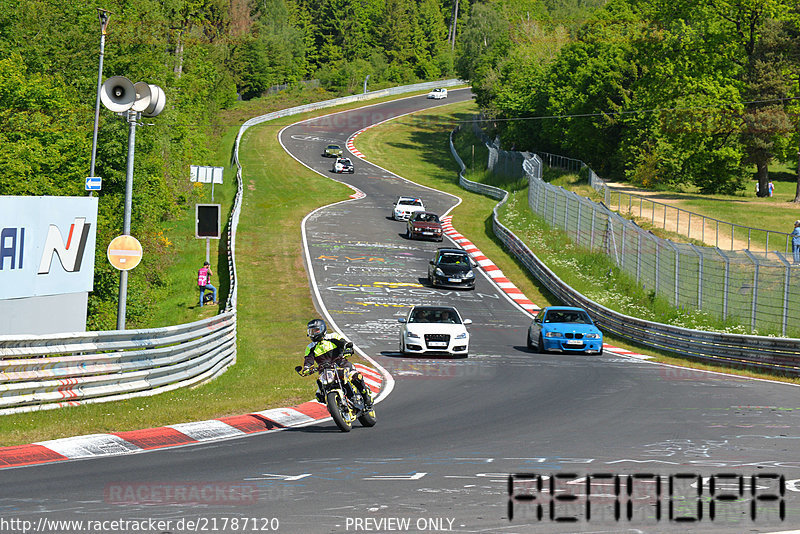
[0,196,98,300]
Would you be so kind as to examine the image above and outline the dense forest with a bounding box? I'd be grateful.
[5,0,797,329]
[462,0,800,196]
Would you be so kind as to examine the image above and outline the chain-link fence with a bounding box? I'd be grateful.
[470,121,800,336]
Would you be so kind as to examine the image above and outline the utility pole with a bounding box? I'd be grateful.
[89,9,111,197]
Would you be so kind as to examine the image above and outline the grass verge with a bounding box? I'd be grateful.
[356,101,800,386]
[0,89,440,446]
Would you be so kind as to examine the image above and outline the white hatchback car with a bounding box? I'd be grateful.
[391,196,425,220]
[427,88,448,99]
[398,305,472,357]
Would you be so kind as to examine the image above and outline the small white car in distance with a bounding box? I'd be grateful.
[398,305,472,357]
[332,157,354,173]
[392,196,425,220]
[427,88,448,99]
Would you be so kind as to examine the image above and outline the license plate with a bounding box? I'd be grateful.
[448,278,461,283]
[428,341,447,347]
[423,231,433,235]
[566,340,583,346]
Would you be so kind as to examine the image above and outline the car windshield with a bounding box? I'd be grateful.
[439,253,467,265]
[409,308,460,324]
[327,145,339,150]
[544,310,592,324]
[415,213,439,223]
[399,199,422,206]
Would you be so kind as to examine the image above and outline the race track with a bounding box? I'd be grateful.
[1,89,799,534]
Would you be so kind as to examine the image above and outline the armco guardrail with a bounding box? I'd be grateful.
[450,126,800,376]
[0,79,464,415]
[0,313,235,415]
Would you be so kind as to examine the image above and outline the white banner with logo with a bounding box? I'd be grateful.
[0,196,98,300]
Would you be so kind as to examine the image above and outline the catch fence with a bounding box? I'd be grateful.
[450,125,800,374]
[469,122,800,337]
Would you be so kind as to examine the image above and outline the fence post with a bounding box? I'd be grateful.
[716,248,730,320]
[590,205,597,251]
[689,243,704,310]
[636,231,642,283]
[744,250,759,332]
[621,222,627,271]
[655,238,661,296]
[666,241,680,306]
[775,252,791,337]
[576,200,582,247]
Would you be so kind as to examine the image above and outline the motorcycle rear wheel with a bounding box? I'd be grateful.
[326,391,352,432]
[358,409,377,427]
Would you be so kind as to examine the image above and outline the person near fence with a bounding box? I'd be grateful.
[197,261,217,305]
[792,221,800,264]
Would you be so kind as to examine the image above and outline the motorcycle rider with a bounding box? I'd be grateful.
[299,319,373,409]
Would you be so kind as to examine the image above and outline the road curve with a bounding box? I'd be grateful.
[0,89,798,534]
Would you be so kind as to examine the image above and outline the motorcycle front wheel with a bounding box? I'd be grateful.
[326,391,352,432]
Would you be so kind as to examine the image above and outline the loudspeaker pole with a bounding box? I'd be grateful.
[89,9,111,197]
[116,109,138,330]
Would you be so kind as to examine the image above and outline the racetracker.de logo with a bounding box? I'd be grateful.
[104,481,259,506]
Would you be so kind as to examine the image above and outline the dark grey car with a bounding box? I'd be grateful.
[427,248,477,289]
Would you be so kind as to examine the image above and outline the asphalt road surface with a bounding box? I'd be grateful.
[1,89,799,534]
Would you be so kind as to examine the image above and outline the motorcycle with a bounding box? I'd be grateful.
[295,362,376,432]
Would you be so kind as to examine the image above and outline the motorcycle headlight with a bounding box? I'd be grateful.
[584,333,601,339]
[544,331,563,338]
[407,331,420,339]
[455,332,467,339]
[435,268,445,276]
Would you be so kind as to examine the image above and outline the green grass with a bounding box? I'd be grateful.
[0,90,421,447]
[2,87,796,445]
[358,101,800,386]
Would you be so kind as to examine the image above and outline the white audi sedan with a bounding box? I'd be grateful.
[398,305,472,357]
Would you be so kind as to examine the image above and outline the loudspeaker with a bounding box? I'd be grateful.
[131,81,152,112]
[100,76,135,112]
[143,85,165,117]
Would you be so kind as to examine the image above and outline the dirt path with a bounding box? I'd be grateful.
[602,181,787,254]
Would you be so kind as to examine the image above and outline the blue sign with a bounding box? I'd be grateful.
[85,176,102,191]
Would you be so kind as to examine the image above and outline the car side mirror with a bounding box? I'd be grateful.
[398,317,407,323]
[429,260,435,265]
[463,319,472,325]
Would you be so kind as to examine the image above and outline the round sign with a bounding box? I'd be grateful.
[107,235,143,271]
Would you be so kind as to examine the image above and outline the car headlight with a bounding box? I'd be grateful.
[455,332,467,339]
[584,333,601,339]
[465,271,475,278]
[435,268,445,276]
[544,331,563,338]
[407,331,420,339]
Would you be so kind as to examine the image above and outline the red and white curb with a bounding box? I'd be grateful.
[0,365,383,470]
[346,125,656,362]
[438,222,654,360]
[441,216,540,314]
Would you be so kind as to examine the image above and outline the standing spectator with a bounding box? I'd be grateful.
[792,221,800,265]
[768,181,775,197]
[198,261,217,305]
